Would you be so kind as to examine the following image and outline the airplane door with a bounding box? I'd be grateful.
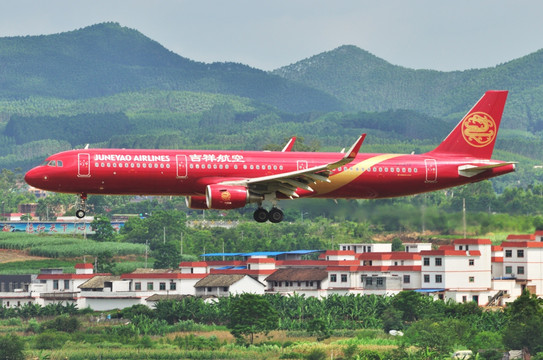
[77,153,91,178]
[297,160,308,171]
[176,155,187,179]
[424,159,437,183]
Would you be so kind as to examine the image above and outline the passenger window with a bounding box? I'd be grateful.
[57,160,63,167]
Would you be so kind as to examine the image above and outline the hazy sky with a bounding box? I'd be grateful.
[1,0,542,71]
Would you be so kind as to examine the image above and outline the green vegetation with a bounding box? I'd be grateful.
[0,233,146,258]
[0,291,539,359]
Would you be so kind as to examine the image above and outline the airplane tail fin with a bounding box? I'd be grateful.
[427,90,508,159]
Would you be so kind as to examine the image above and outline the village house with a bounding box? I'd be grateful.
[194,274,265,297]
[0,234,542,310]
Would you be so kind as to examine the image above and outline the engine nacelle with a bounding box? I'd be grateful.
[206,185,261,210]
[185,195,209,209]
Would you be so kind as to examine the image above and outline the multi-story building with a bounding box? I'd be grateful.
[0,234,542,310]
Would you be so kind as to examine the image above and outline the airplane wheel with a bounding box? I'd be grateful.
[253,208,269,223]
[76,210,86,219]
[269,208,284,223]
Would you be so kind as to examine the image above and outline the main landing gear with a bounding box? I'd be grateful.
[253,207,284,223]
[75,193,87,219]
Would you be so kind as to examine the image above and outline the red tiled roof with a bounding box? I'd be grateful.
[501,241,543,248]
[357,252,421,260]
[453,238,492,245]
[420,250,480,256]
[247,258,275,263]
[209,269,275,276]
[121,273,205,280]
[75,263,93,269]
[506,234,536,241]
[178,261,208,267]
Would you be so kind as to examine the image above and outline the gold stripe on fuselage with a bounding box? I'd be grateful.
[312,154,403,195]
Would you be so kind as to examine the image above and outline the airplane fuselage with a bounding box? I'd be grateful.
[26,148,514,200]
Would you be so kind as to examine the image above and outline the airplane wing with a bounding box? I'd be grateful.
[221,134,366,198]
[281,137,297,152]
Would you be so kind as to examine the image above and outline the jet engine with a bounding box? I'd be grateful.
[185,195,208,209]
[205,184,262,209]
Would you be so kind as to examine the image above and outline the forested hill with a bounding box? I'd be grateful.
[273,45,543,131]
[0,23,343,113]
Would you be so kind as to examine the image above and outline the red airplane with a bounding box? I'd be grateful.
[25,91,515,223]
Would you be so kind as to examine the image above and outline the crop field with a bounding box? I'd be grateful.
[0,233,146,258]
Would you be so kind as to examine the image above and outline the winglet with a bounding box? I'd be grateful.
[281,137,297,152]
[325,134,366,170]
[345,134,365,160]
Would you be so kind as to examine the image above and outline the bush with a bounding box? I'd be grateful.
[41,314,81,333]
[34,330,70,350]
[0,334,25,360]
[305,349,326,360]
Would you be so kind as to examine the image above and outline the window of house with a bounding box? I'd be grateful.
[517,266,525,275]
[341,274,348,283]
[53,280,59,290]
[505,249,512,258]
[435,258,442,266]
[64,280,70,290]
[517,249,524,258]
[159,282,166,291]
[135,282,141,291]
[223,287,228,292]
[469,276,475,283]
[423,257,430,266]
[462,296,467,303]
[505,266,512,274]
[424,274,430,283]
[469,259,474,266]
[403,275,410,283]
[147,282,154,291]
[365,278,373,286]
[376,278,384,286]
[330,274,337,282]
[170,282,176,291]
[207,287,212,292]
[435,275,442,283]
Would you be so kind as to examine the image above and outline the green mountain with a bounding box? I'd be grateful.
[273,45,543,131]
[0,22,344,114]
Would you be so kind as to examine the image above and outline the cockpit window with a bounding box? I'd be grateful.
[48,160,56,167]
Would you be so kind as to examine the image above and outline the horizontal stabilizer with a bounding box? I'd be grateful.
[458,162,516,177]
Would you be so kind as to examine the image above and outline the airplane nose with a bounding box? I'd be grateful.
[24,167,47,188]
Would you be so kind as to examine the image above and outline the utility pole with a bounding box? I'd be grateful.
[180,231,183,256]
[145,239,149,268]
[463,198,467,238]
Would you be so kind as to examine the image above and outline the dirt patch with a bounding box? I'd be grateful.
[0,249,46,263]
